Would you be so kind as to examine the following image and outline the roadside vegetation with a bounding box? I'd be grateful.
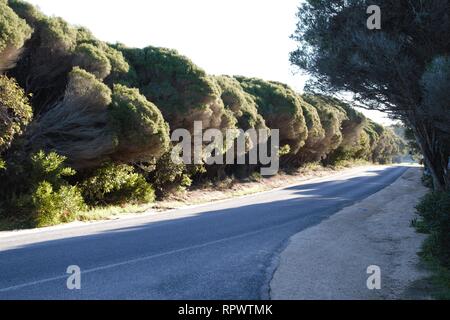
[414,188,450,299]
[291,0,450,299]
[0,0,406,230]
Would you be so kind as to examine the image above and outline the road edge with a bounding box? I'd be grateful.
[269,167,431,300]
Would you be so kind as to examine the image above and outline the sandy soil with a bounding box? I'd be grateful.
[270,167,433,300]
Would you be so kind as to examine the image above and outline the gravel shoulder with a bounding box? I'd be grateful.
[270,167,432,300]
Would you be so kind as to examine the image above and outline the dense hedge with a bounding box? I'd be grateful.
[235,77,308,154]
[0,0,405,227]
[115,45,231,133]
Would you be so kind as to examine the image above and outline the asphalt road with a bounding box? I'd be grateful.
[0,165,408,300]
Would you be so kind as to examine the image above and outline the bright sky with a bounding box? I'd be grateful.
[25,0,392,125]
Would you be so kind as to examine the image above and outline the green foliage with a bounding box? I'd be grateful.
[40,16,77,52]
[0,0,32,52]
[416,191,450,268]
[149,150,192,196]
[116,45,228,131]
[74,30,129,79]
[7,0,44,24]
[291,0,450,190]
[102,44,129,75]
[29,150,76,187]
[118,45,219,112]
[303,94,346,159]
[0,75,32,153]
[27,67,116,170]
[66,66,112,104]
[32,181,85,227]
[81,164,155,206]
[8,1,128,113]
[110,84,170,163]
[372,128,403,164]
[294,99,326,164]
[215,75,266,131]
[73,43,111,79]
[8,3,78,112]
[236,76,308,153]
[0,0,412,228]
[0,150,86,227]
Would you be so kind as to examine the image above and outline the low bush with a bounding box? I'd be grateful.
[149,151,192,197]
[81,163,155,206]
[416,191,450,268]
[1,150,86,227]
[32,181,86,227]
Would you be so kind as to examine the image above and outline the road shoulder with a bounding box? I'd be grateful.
[270,167,432,300]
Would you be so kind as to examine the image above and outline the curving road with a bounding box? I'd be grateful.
[0,165,408,300]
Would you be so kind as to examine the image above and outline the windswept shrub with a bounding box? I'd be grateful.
[81,164,155,206]
[0,0,32,73]
[110,84,170,163]
[74,30,129,81]
[9,5,79,112]
[235,77,308,154]
[288,99,325,165]
[73,43,111,80]
[303,94,347,161]
[372,128,403,164]
[336,102,366,149]
[26,67,116,170]
[324,102,368,164]
[215,75,266,131]
[25,68,169,170]
[116,45,231,132]
[8,1,128,112]
[0,75,32,153]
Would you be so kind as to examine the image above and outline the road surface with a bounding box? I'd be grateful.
[0,165,408,300]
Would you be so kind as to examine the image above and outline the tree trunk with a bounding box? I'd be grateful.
[413,124,446,191]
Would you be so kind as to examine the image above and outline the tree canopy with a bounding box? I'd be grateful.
[291,0,450,190]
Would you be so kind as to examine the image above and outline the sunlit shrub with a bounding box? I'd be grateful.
[0,75,32,153]
[81,164,155,206]
[32,181,86,227]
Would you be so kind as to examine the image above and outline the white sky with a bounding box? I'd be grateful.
[25,0,392,125]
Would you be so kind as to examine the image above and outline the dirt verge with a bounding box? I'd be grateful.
[270,167,432,300]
